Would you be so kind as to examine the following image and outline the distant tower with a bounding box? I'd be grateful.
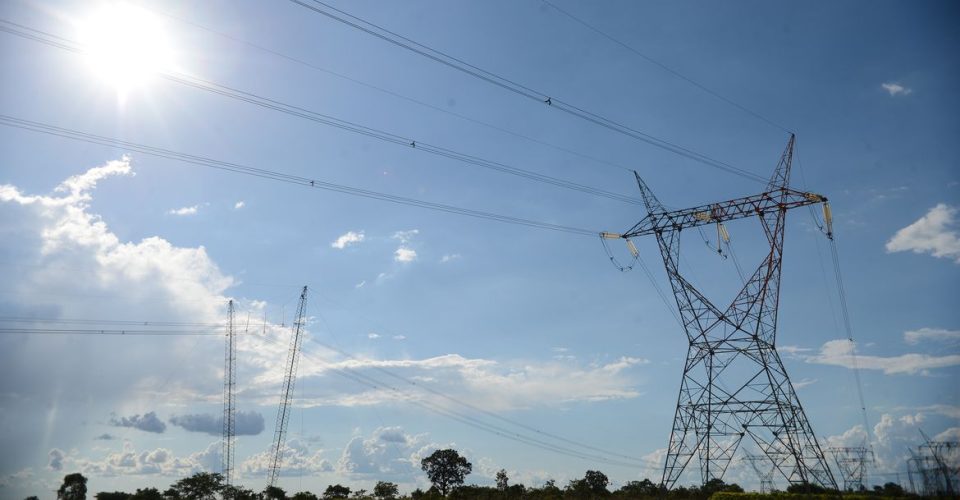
[612,136,837,489]
[222,300,237,488]
[829,447,872,491]
[744,454,776,493]
[268,286,308,487]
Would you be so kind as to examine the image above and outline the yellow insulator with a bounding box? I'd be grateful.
[694,211,712,222]
[626,239,640,257]
[718,223,730,243]
[600,232,621,239]
[804,192,825,202]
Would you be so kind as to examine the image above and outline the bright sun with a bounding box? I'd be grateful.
[76,3,176,93]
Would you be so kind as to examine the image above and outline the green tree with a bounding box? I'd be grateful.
[496,470,509,492]
[291,492,319,500]
[222,485,258,500]
[58,473,88,500]
[373,481,399,500]
[24,496,40,500]
[614,479,661,498]
[94,493,130,500]
[421,449,472,496]
[129,487,163,500]
[323,484,351,500]
[169,472,225,500]
[263,485,287,500]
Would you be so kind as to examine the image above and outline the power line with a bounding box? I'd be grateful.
[0,114,601,237]
[254,329,658,469]
[285,0,769,183]
[307,334,650,464]
[539,0,793,134]
[143,5,636,175]
[0,327,225,336]
[0,19,641,206]
[0,316,223,327]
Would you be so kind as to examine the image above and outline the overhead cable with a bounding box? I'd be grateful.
[285,0,768,183]
[0,114,601,237]
[0,19,641,205]
[539,0,793,134]
[143,5,636,175]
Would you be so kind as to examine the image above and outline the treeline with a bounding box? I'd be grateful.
[44,448,913,500]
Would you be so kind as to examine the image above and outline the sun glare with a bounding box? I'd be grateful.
[76,3,176,94]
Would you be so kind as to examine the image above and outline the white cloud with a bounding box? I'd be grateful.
[394,247,417,263]
[792,378,818,389]
[392,229,419,244]
[368,333,381,339]
[0,159,293,465]
[295,354,648,411]
[331,230,365,249]
[392,335,406,341]
[337,426,440,478]
[355,280,366,289]
[805,339,960,375]
[886,204,960,263]
[881,82,912,96]
[904,327,960,345]
[234,201,245,210]
[392,229,419,263]
[167,205,200,216]
[440,253,461,263]
[71,441,221,477]
[240,439,333,477]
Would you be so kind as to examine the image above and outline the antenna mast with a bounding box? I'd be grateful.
[222,300,236,489]
[268,286,308,487]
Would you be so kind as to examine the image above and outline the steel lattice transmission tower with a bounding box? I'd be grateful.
[744,454,776,493]
[222,300,237,489]
[268,286,308,487]
[829,447,872,491]
[613,135,837,489]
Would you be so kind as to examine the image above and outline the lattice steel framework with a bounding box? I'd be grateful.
[222,300,236,488]
[829,447,871,491]
[618,135,837,489]
[744,454,776,493]
[268,286,308,487]
[909,432,959,496]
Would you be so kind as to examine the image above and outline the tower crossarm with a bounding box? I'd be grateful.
[621,188,826,239]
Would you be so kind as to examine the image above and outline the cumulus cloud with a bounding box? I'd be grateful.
[169,411,264,436]
[296,354,648,411]
[394,247,417,263]
[48,449,66,471]
[337,426,444,479]
[110,412,167,433]
[904,327,960,345]
[71,441,220,477]
[167,205,200,216]
[886,204,960,263]
[0,160,313,478]
[331,230,365,249]
[805,339,960,375]
[392,229,419,263]
[234,201,245,210]
[240,439,333,477]
[881,82,912,96]
[440,254,461,263]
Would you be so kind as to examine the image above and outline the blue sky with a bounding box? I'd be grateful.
[1,0,958,497]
